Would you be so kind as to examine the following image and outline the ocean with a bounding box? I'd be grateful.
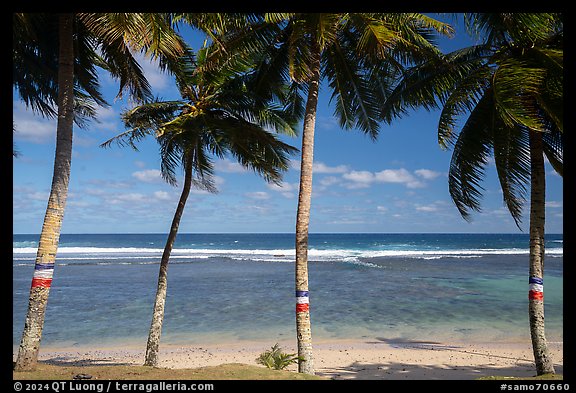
[13,233,563,349]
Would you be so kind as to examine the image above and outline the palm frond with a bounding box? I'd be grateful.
[493,57,547,131]
[542,125,563,177]
[448,91,495,221]
[95,33,153,103]
[406,13,455,38]
[491,124,531,228]
[80,13,187,103]
[197,16,282,76]
[157,132,185,186]
[287,19,313,83]
[311,13,341,50]
[381,44,490,127]
[264,13,296,24]
[202,114,298,184]
[186,139,218,193]
[13,13,106,123]
[464,13,561,47]
[523,47,563,133]
[13,14,59,118]
[102,100,184,149]
[381,13,450,66]
[437,63,491,149]
[156,126,217,191]
[324,38,381,138]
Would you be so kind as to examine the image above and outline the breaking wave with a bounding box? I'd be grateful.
[13,245,563,265]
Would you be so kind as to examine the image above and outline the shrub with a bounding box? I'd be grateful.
[256,343,302,370]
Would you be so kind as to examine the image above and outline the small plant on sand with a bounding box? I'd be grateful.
[256,344,302,370]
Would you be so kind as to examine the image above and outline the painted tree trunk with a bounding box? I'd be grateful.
[14,13,75,372]
[144,156,193,367]
[528,130,555,375]
[294,41,321,376]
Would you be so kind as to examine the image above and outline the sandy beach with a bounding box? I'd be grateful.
[24,338,563,380]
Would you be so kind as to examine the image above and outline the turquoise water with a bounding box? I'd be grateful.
[13,233,563,348]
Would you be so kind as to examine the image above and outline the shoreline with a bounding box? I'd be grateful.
[17,338,564,380]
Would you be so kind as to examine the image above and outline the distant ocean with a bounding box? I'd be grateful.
[13,233,563,349]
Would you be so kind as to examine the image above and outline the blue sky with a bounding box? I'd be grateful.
[12,14,563,234]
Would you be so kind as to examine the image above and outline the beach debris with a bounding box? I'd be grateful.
[73,373,93,380]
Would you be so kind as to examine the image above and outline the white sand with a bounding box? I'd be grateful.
[24,338,564,380]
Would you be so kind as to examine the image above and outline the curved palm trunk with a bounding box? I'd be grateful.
[295,42,321,376]
[14,13,75,372]
[144,156,193,367]
[528,130,555,375]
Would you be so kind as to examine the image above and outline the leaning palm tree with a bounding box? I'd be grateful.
[381,13,563,375]
[102,43,300,367]
[13,13,187,372]
[210,13,454,374]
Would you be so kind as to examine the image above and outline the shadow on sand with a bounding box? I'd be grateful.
[317,361,564,380]
[41,356,134,367]
[316,337,563,380]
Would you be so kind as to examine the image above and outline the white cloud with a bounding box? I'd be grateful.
[375,169,424,188]
[109,192,148,204]
[132,169,163,183]
[28,191,50,201]
[490,207,512,216]
[546,201,563,208]
[13,99,118,145]
[95,106,117,121]
[153,191,172,201]
[341,168,426,189]
[343,170,374,183]
[68,200,92,208]
[329,219,374,225]
[137,55,172,92]
[313,162,349,174]
[375,168,413,183]
[414,169,442,180]
[85,179,132,189]
[289,160,301,170]
[88,106,120,133]
[215,158,248,173]
[319,176,341,187]
[267,182,299,198]
[73,134,97,147]
[245,205,271,213]
[13,101,56,144]
[189,175,225,195]
[289,160,350,174]
[245,191,270,200]
[415,205,439,212]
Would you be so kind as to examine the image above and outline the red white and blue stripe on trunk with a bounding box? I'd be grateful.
[32,263,54,289]
[529,277,543,301]
[296,290,309,313]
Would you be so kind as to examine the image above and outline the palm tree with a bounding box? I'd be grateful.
[213,13,454,374]
[13,13,187,372]
[102,43,300,367]
[381,13,563,375]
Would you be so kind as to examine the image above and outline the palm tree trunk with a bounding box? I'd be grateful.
[528,130,555,375]
[294,41,321,376]
[14,13,75,372]
[144,155,193,367]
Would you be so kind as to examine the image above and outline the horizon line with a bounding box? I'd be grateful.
[13,231,564,236]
